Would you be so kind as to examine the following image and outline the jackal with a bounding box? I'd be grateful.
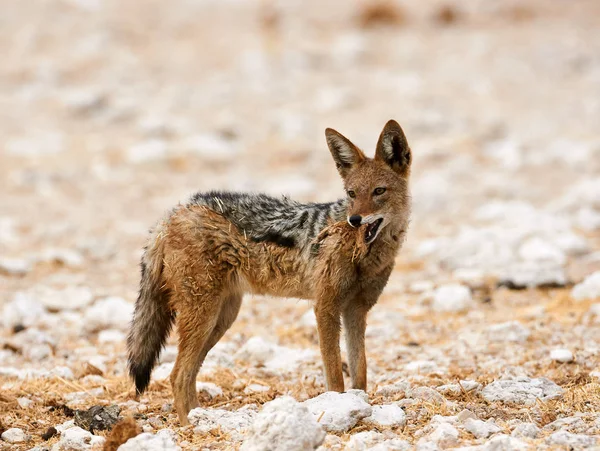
[127,120,412,424]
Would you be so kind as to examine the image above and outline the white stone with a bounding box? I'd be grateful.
[180,133,239,162]
[241,396,325,451]
[84,296,134,331]
[405,360,439,374]
[244,383,270,394]
[56,426,105,450]
[572,271,600,301]
[36,286,94,311]
[97,329,125,343]
[118,430,181,451]
[234,336,315,373]
[195,382,223,398]
[498,262,566,288]
[302,390,372,432]
[17,397,33,408]
[432,284,472,312]
[437,380,481,396]
[546,430,597,448]
[345,431,410,451]
[0,257,31,275]
[127,140,168,163]
[427,423,459,448]
[364,404,406,427]
[511,422,540,439]
[518,237,566,264]
[481,434,529,450]
[464,418,501,439]
[409,280,435,293]
[2,292,47,328]
[576,207,600,231]
[188,406,256,438]
[482,377,563,405]
[486,321,530,343]
[1,428,28,443]
[6,132,65,157]
[152,362,174,381]
[550,348,574,363]
[36,248,84,268]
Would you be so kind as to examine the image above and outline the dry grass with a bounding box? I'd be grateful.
[2,287,599,449]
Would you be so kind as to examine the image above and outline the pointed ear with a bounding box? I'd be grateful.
[375,120,411,176]
[325,128,366,178]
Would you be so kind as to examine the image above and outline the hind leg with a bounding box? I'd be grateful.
[186,290,243,411]
[170,291,224,425]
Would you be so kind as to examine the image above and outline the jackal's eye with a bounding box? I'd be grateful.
[373,187,386,196]
[347,190,356,198]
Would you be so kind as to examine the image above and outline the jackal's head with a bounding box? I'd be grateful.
[326,120,411,244]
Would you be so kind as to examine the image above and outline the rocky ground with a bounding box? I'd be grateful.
[1,0,600,449]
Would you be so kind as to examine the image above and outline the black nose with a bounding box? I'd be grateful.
[348,215,362,227]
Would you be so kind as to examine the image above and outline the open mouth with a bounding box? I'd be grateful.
[364,218,384,243]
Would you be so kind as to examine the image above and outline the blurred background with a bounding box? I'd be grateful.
[1,0,600,447]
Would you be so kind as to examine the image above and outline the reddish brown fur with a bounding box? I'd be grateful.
[130,120,411,424]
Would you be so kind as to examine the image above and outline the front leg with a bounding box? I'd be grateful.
[315,302,344,392]
[342,304,369,390]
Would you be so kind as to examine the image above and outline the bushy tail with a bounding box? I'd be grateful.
[127,226,174,394]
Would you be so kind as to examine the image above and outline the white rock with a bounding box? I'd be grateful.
[118,430,181,451]
[62,89,105,115]
[464,418,502,439]
[36,286,94,311]
[437,380,481,396]
[152,363,174,381]
[481,434,529,450]
[302,390,372,432]
[180,133,239,162]
[188,406,256,438]
[486,321,530,343]
[235,337,315,373]
[432,284,472,312]
[6,132,65,157]
[576,207,600,231]
[36,248,84,268]
[0,257,31,275]
[518,237,566,264]
[364,404,406,427]
[56,426,104,450]
[2,292,46,328]
[97,329,125,343]
[244,383,270,394]
[84,296,133,331]
[498,262,567,288]
[127,140,168,163]
[546,430,597,448]
[25,344,52,361]
[550,348,574,363]
[511,422,540,439]
[241,396,325,451]
[405,360,439,374]
[345,431,410,451]
[572,271,600,301]
[409,280,435,293]
[427,423,459,448]
[482,377,563,405]
[407,386,446,404]
[195,382,223,398]
[17,397,34,408]
[1,428,28,443]
[376,381,411,397]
